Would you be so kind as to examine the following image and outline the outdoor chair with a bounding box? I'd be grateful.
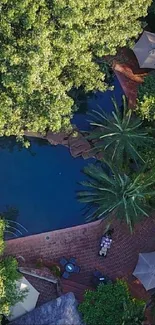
[92,270,112,288]
[62,271,70,279]
[74,265,80,274]
[59,257,68,267]
[68,257,76,265]
[93,270,102,278]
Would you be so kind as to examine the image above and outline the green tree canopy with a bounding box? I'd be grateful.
[79,280,146,325]
[0,0,152,140]
[0,219,26,320]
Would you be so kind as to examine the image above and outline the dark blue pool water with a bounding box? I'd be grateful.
[0,139,94,237]
[0,76,123,237]
[72,76,123,131]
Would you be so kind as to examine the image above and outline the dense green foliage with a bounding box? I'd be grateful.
[137,137,155,170]
[78,162,155,231]
[0,0,151,140]
[137,74,155,121]
[0,220,5,255]
[0,219,26,320]
[148,0,155,13]
[79,280,145,325]
[87,96,151,167]
[0,257,24,317]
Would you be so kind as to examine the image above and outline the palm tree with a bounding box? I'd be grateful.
[87,96,152,167]
[78,162,155,232]
[0,207,28,239]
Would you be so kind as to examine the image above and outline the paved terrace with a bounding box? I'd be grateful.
[112,47,151,107]
[6,217,155,303]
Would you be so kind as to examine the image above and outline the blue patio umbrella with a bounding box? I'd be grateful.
[133,252,155,291]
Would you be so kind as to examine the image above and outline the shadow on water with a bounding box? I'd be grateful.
[0,136,21,152]
[69,62,114,116]
[0,136,49,156]
[146,12,155,33]
[1,206,28,239]
[72,75,124,131]
[1,206,19,222]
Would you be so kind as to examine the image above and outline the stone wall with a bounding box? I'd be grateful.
[25,129,93,159]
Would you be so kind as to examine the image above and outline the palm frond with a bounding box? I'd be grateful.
[78,161,155,232]
[86,96,152,167]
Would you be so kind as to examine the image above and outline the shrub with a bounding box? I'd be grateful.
[137,74,155,121]
[0,219,26,319]
[0,257,25,316]
[49,264,61,277]
[35,258,43,269]
[137,141,155,170]
[79,280,146,325]
[0,220,5,255]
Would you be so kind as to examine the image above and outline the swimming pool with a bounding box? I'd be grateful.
[0,76,123,237]
[72,76,123,131]
[0,138,94,237]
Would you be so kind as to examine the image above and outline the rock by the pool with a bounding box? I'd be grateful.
[11,292,83,325]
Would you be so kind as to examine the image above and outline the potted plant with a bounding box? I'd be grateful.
[49,263,61,277]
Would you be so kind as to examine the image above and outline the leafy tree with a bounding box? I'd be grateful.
[0,219,26,321]
[87,96,152,167]
[136,74,155,122]
[0,257,25,317]
[0,0,152,141]
[78,162,155,231]
[79,280,146,325]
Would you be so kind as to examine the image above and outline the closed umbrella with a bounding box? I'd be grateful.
[133,31,155,69]
[133,252,155,291]
[8,276,39,321]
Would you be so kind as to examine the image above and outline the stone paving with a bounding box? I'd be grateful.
[24,128,92,159]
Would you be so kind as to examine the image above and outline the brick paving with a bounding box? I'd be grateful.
[112,47,151,107]
[6,217,155,303]
[61,279,92,302]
